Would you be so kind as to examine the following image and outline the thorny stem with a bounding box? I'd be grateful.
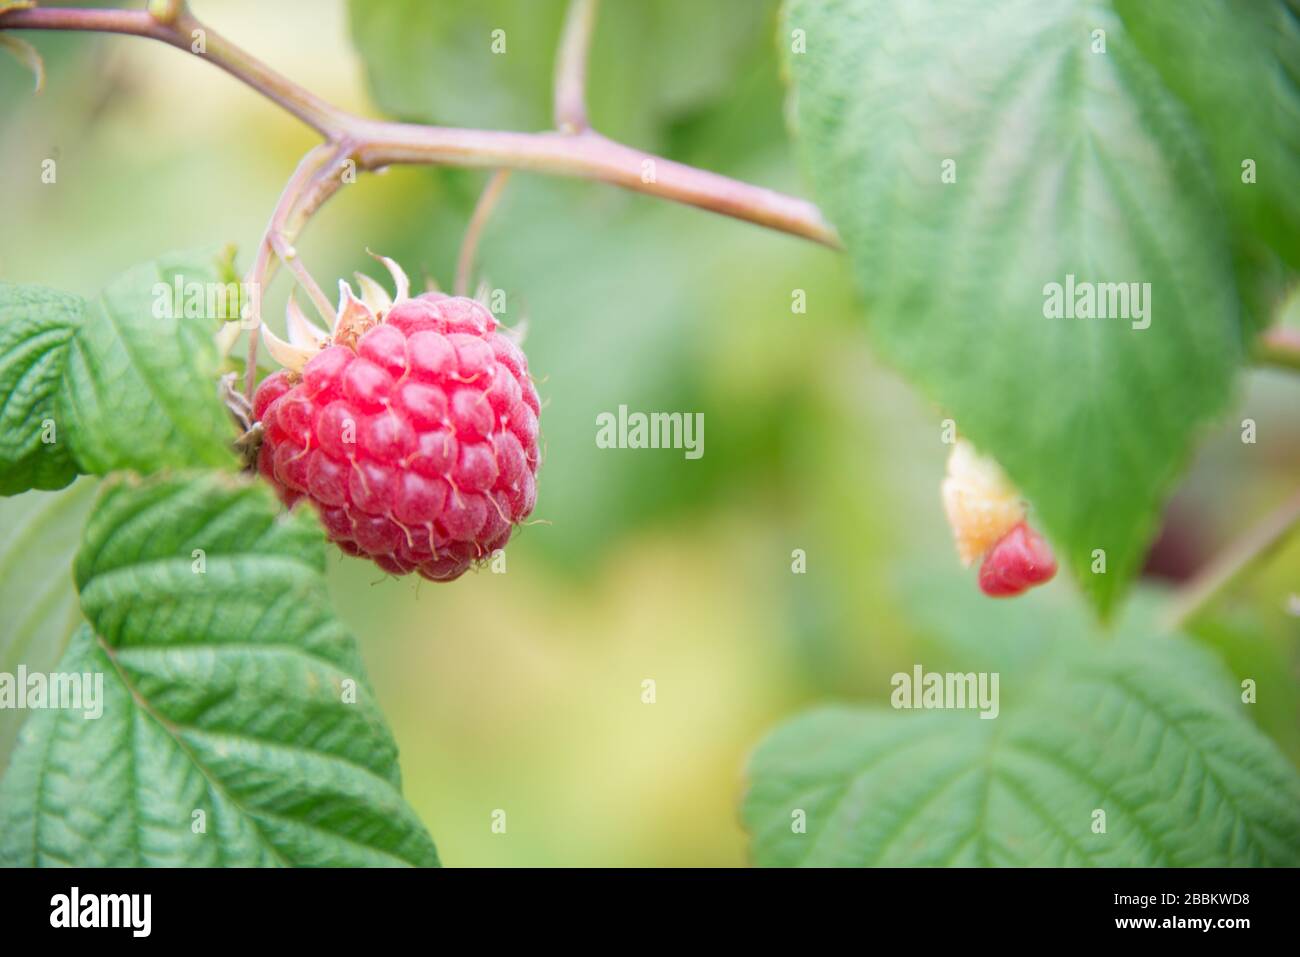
[1166,489,1300,629]
[455,170,512,298]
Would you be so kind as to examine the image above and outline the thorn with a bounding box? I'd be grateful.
[147,0,184,26]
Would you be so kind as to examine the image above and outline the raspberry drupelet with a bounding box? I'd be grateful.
[251,258,539,582]
[977,521,1057,597]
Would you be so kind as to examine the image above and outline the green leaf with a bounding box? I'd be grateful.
[348,0,774,147]
[1115,0,1300,271]
[0,285,84,494]
[743,630,1300,866]
[58,252,236,474]
[0,478,98,776]
[0,472,439,867]
[1,251,238,492]
[782,0,1249,616]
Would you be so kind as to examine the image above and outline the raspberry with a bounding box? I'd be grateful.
[942,437,1056,598]
[253,270,539,583]
[978,522,1058,597]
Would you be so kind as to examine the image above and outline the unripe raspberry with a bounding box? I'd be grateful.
[252,261,539,582]
[941,437,1056,598]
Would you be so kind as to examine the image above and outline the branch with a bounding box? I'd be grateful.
[0,5,345,136]
[455,170,512,298]
[241,141,355,397]
[1165,489,1300,629]
[1253,325,1300,372]
[0,3,838,247]
[351,124,838,247]
[554,0,599,133]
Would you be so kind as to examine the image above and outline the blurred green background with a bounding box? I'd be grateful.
[1,0,1296,866]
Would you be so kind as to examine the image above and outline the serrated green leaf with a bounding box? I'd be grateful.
[744,631,1300,866]
[0,472,439,867]
[782,0,1250,617]
[1115,0,1300,272]
[58,251,236,474]
[0,478,98,775]
[0,285,84,494]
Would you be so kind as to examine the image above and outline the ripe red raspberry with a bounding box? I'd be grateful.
[253,287,539,582]
[978,522,1057,598]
